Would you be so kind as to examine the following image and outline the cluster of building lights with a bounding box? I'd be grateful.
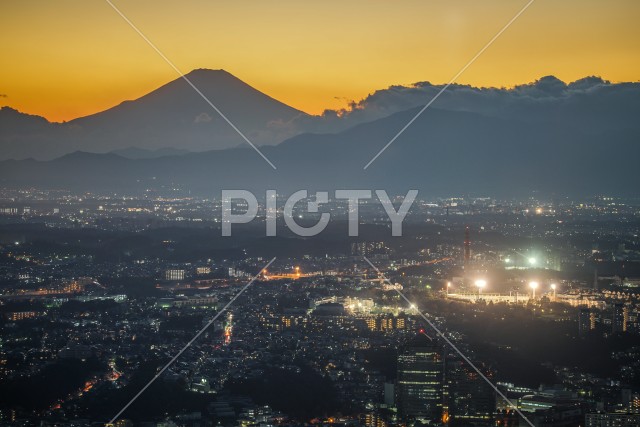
[503,255,540,268]
[468,279,558,299]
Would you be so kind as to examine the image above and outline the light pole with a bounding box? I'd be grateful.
[529,281,539,300]
[550,283,557,300]
[475,279,486,300]
[446,281,451,297]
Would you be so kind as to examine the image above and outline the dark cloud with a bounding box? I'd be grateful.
[268,76,640,137]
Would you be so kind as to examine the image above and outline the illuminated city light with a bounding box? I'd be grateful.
[475,279,487,289]
[529,281,539,299]
[475,279,487,297]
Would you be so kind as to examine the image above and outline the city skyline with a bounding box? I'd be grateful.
[2,1,640,425]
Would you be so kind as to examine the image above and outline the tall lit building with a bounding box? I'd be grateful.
[579,308,593,336]
[396,334,444,423]
[611,303,628,333]
[585,412,640,427]
[445,356,496,426]
[224,312,233,345]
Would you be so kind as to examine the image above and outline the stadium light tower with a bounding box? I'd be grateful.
[475,279,487,298]
[529,281,539,299]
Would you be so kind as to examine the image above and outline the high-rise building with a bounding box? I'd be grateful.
[396,334,444,423]
[579,308,593,336]
[586,412,640,427]
[445,356,496,426]
[611,303,628,333]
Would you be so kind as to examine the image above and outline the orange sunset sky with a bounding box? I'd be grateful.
[1,0,639,122]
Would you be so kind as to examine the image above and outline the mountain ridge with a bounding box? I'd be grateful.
[3,70,639,160]
[2,70,640,196]
[0,69,308,160]
[2,104,638,197]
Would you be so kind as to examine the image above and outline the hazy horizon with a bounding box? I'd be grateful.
[1,69,633,124]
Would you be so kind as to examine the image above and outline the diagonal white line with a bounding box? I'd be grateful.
[362,256,534,427]
[104,0,277,169]
[363,0,535,170]
[108,257,276,424]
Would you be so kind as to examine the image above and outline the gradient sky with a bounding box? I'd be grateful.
[1,0,639,122]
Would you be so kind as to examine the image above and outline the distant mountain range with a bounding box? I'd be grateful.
[109,147,191,159]
[1,70,640,196]
[0,69,306,160]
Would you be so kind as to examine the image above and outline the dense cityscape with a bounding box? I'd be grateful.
[3,2,640,426]
[1,190,639,426]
